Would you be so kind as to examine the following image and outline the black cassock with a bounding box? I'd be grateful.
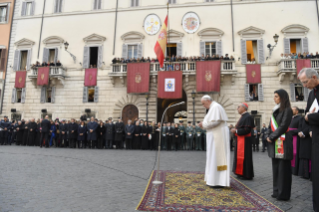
[232,112,255,179]
[22,124,29,145]
[141,125,149,150]
[298,117,312,179]
[133,125,141,149]
[289,115,302,175]
[305,84,319,212]
[16,124,24,145]
[27,122,37,146]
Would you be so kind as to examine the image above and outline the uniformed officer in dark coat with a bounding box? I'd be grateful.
[105,118,114,149]
[0,116,11,145]
[114,117,125,149]
[87,117,99,148]
[40,115,51,148]
[68,118,78,148]
[59,120,68,147]
[27,118,37,146]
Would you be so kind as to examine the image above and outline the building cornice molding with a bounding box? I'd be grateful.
[238,26,265,39]
[281,24,309,37]
[121,31,145,43]
[83,33,107,45]
[14,38,35,48]
[43,36,65,47]
[198,28,224,40]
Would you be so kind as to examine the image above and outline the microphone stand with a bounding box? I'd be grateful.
[152,101,185,185]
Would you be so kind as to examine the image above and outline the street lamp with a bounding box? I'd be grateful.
[191,90,196,125]
[267,34,279,58]
[145,93,149,123]
[64,41,77,64]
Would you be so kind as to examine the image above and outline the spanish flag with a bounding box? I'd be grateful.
[154,15,168,69]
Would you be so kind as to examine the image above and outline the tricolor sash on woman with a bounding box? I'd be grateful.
[271,115,286,159]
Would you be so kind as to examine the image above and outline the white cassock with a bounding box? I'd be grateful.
[202,101,230,187]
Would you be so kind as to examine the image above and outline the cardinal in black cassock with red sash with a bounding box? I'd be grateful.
[289,107,302,175]
[299,68,319,212]
[231,102,255,180]
[298,117,312,179]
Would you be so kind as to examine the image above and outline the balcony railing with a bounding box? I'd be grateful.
[277,59,319,74]
[29,66,66,78]
[111,61,236,73]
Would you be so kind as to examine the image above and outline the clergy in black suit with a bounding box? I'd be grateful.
[40,116,51,148]
[125,120,135,149]
[27,119,37,146]
[133,121,141,149]
[166,123,174,151]
[298,117,312,179]
[300,68,319,211]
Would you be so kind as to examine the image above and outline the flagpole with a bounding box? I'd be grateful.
[167,1,171,70]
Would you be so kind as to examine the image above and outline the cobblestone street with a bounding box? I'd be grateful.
[0,146,313,212]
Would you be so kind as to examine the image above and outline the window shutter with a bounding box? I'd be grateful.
[244,84,250,102]
[122,44,128,59]
[21,88,26,104]
[241,40,247,64]
[301,38,309,53]
[54,0,59,13]
[137,44,143,58]
[11,88,16,103]
[93,0,98,9]
[216,41,222,57]
[177,42,182,57]
[136,0,139,6]
[284,38,290,54]
[40,87,46,103]
[98,45,103,68]
[26,49,32,71]
[30,1,35,15]
[6,3,10,22]
[258,84,264,102]
[21,2,26,16]
[131,0,134,7]
[13,50,21,71]
[257,39,264,64]
[42,48,49,63]
[303,88,310,102]
[200,41,205,56]
[98,0,102,9]
[54,48,59,64]
[83,46,90,69]
[51,86,56,103]
[83,87,88,103]
[0,49,6,71]
[58,0,63,13]
[94,86,99,103]
[290,83,296,102]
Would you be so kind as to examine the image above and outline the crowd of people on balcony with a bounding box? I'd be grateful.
[111,54,235,64]
[280,52,319,59]
[31,61,63,68]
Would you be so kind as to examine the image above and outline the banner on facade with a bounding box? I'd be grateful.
[37,67,50,86]
[15,71,27,88]
[84,68,97,87]
[196,61,221,92]
[158,71,182,99]
[246,64,261,84]
[296,59,311,76]
[127,63,150,93]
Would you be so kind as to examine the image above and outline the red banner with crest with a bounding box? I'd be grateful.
[15,71,27,88]
[296,59,311,76]
[196,61,221,92]
[157,71,182,99]
[84,68,97,86]
[37,67,50,86]
[127,63,150,93]
[246,64,261,84]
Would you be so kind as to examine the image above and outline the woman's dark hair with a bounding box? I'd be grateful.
[274,89,291,111]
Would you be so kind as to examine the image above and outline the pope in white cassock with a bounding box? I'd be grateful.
[199,95,230,187]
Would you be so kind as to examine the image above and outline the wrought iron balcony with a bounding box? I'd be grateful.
[28,66,66,86]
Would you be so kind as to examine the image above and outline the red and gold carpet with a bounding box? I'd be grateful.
[136,170,283,211]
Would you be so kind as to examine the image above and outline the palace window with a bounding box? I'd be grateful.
[290,83,309,102]
[166,43,177,57]
[21,1,34,16]
[128,45,138,59]
[82,45,103,69]
[249,84,259,101]
[26,2,32,16]
[245,84,264,102]
[284,38,308,55]
[168,0,176,4]
[11,88,26,104]
[240,39,264,64]
[83,86,99,103]
[54,0,63,13]
[20,50,28,70]
[40,87,56,103]
[89,47,98,68]
[205,42,216,57]
[93,0,102,10]
[0,6,7,23]
[16,89,22,103]
[131,0,139,7]
[205,0,214,2]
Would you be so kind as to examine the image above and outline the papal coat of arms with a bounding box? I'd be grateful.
[18,77,22,83]
[89,74,93,81]
[135,73,142,84]
[252,71,256,78]
[167,80,173,89]
[41,73,45,80]
[184,17,198,31]
[205,71,212,82]
[175,64,180,71]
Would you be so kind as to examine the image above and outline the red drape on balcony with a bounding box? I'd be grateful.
[15,71,27,88]
[127,63,150,93]
[84,68,97,86]
[37,67,50,86]
[157,71,182,99]
[296,59,311,76]
[196,61,221,92]
[246,64,261,84]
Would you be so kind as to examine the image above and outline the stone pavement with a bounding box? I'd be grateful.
[0,146,313,212]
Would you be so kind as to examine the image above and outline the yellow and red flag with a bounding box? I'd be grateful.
[154,15,168,69]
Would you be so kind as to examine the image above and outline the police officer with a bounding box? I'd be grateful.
[178,121,185,150]
[195,121,203,150]
[0,116,12,145]
[185,121,194,150]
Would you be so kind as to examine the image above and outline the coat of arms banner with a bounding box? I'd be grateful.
[196,61,221,92]
[37,67,50,86]
[84,68,97,87]
[127,63,150,94]
[246,64,261,84]
[296,59,311,76]
[15,71,27,88]
[158,71,182,99]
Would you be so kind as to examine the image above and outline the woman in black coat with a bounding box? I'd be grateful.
[173,123,180,151]
[77,121,86,148]
[267,89,293,201]
[97,121,105,149]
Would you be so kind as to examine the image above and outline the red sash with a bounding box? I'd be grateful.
[235,133,251,175]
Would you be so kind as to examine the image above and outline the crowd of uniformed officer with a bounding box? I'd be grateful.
[0,115,207,151]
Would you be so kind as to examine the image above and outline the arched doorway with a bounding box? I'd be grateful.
[157,90,187,123]
[122,105,139,125]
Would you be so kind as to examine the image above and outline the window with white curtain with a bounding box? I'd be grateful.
[131,0,139,7]
[128,45,138,59]
[205,42,216,57]
[26,2,32,16]
[0,6,7,22]
[169,0,176,4]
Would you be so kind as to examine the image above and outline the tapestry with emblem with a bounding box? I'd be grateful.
[84,68,97,87]
[246,64,261,84]
[296,59,311,76]
[158,71,182,99]
[37,67,50,86]
[127,63,150,93]
[196,61,221,92]
[15,71,27,88]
